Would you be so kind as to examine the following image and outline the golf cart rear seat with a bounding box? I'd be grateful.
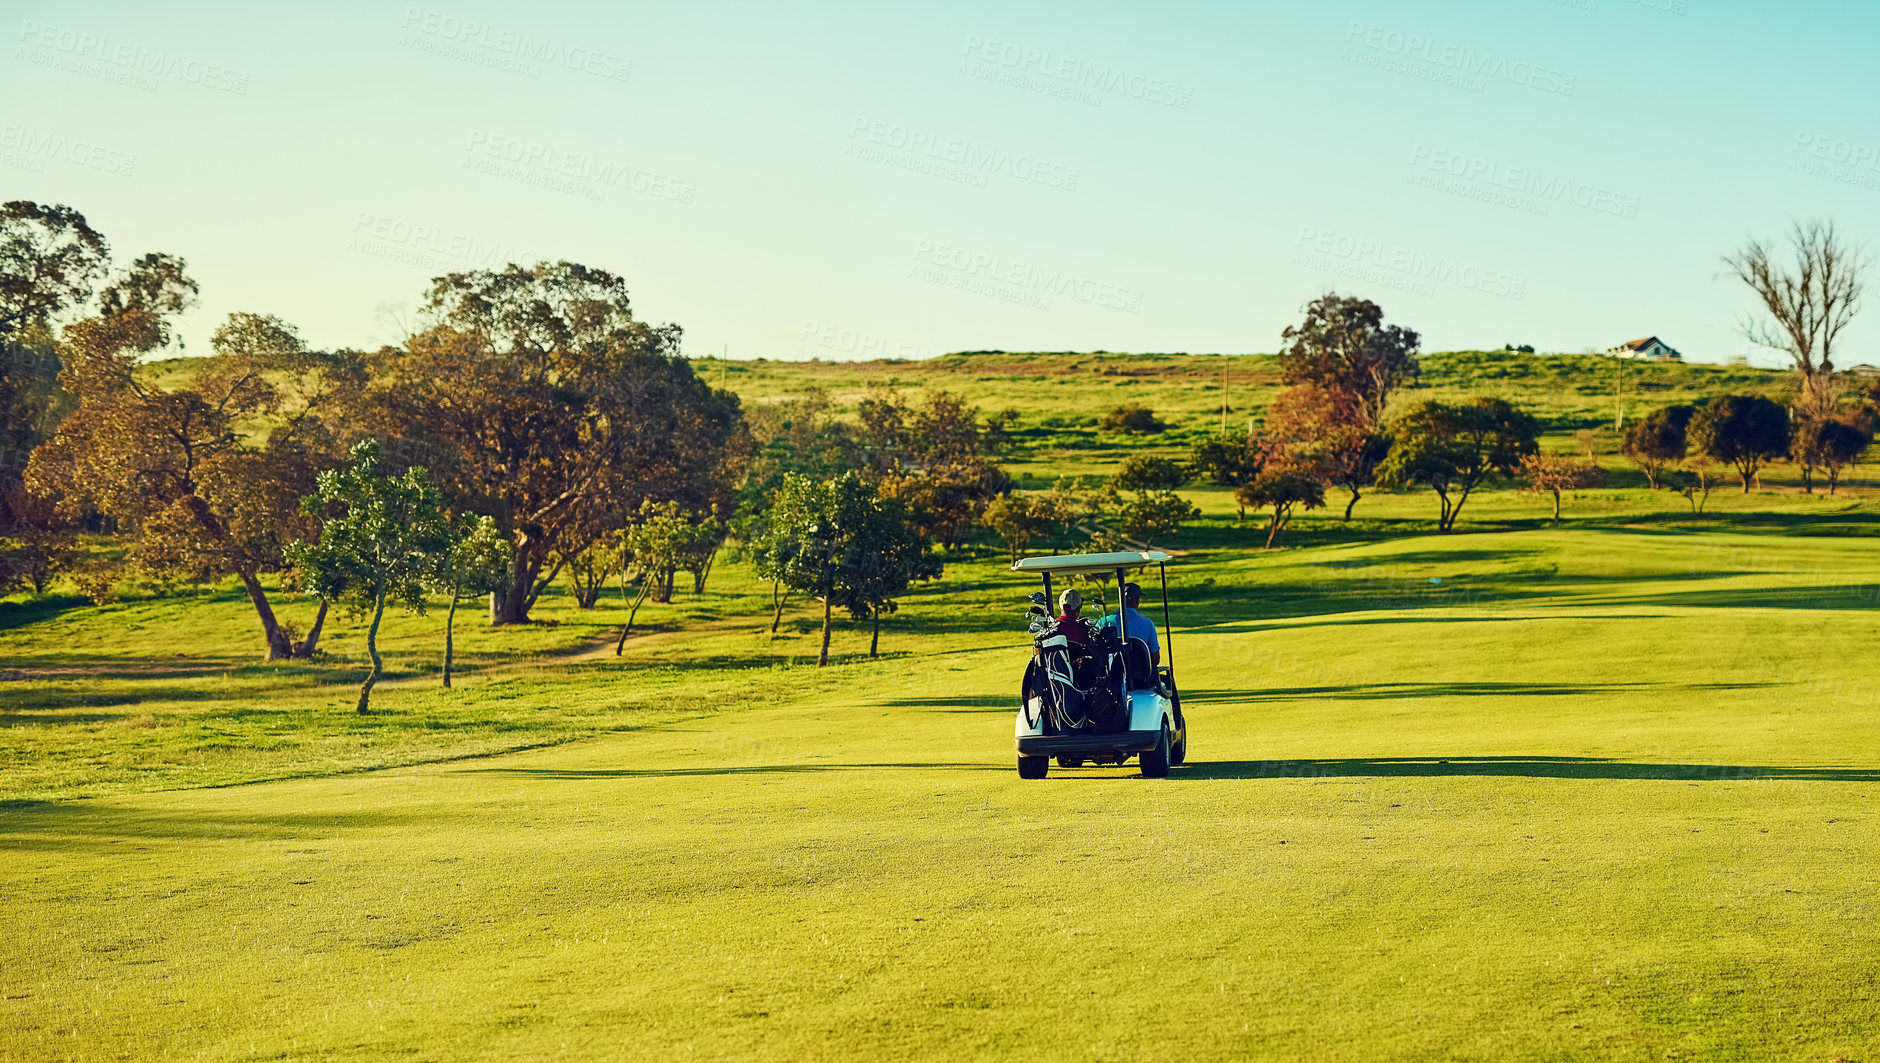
[1121,638,1155,691]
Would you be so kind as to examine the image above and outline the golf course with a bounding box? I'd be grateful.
[6,351,1880,1061]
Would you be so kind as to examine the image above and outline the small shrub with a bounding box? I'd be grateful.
[1100,404,1166,434]
[1112,455,1188,491]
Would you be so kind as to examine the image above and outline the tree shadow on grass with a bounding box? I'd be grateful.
[1175,680,1777,703]
[458,762,1005,780]
[0,805,439,847]
[1,654,255,682]
[1597,586,1880,611]
[878,695,1010,712]
[0,687,229,714]
[1200,612,1673,635]
[1173,756,1880,783]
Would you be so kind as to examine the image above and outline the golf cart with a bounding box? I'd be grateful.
[1011,550,1186,779]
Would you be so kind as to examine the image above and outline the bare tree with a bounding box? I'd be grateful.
[1724,220,1867,418]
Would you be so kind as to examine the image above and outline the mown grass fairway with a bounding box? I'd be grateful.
[7,523,1880,1060]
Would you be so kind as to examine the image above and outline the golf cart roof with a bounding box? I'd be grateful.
[1011,550,1173,576]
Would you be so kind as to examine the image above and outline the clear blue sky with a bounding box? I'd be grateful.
[7,0,1878,366]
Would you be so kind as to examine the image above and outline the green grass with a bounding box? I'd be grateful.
[5,348,1879,1059]
[7,521,1880,1059]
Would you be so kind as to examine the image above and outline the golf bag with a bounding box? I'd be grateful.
[1031,634,1091,732]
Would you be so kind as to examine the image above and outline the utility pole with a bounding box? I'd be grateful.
[1614,355,1625,431]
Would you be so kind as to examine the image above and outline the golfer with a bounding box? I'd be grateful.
[1098,582,1160,665]
[1055,588,1094,646]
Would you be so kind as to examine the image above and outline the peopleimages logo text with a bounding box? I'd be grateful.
[1409,145,1638,218]
[1343,22,1575,95]
[959,35,1193,109]
[463,130,696,204]
[1295,226,1527,301]
[848,118,1079,191]
[0,123,136,176]
[912,240,1143,313]
[400,8,631,81]
[17,18,249,93]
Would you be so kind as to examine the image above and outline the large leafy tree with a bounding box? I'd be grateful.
[1,202,110,523]
[30,298,358,657]
[0,201,109,338]
[1687,395,1790,492]
[287,441,454,714]
[1378,399,1539,532]
[1278,294,1421,425]
[365,262,748,625]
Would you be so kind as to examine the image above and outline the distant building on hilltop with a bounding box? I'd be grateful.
[1607,336,1682,361]
[1848,363,1880,380]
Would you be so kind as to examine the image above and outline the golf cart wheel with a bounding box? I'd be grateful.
[1171,726,1187,766]
[1140,723,1172,778]
[1017,755,1049,780]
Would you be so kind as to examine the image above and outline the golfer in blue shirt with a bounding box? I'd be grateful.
[1098,582,1160,665]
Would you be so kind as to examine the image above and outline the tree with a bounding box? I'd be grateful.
[1114,489,1200,549]
[1099,403,1166,434]
[0,201,109,338]
[837,492,941,657]
[1621,405,1693,488]
[1278,294,1421,424]
[740,386,858,501]
[1725,220,1866,419]
[1687,395,1790,492]
[753,473,932,666]
[844,386,1008,551]
[1039,476,1102,550]
[286,441,453,714]
[615,503,684,651]
[755,473,858,666]
[1235,466,1325,548]
[365,262,748,626]
[1112,454,1188,491]
[612,500,726,651]
[1790,416,1871,495]
[1,202,112,520]
[1518,452,1604,523]
[0,484,75,594]
[1670,459,1718,514]
[560,538,626,609]
[1378,399,1539,532]
[425,515,511,688]
[982,494,1054,564]
[1188,429,1259,490]
[29,303,356,658]
[1264,384,1387,520]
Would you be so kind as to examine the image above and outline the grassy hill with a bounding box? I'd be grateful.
[6,348,1879,1060]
